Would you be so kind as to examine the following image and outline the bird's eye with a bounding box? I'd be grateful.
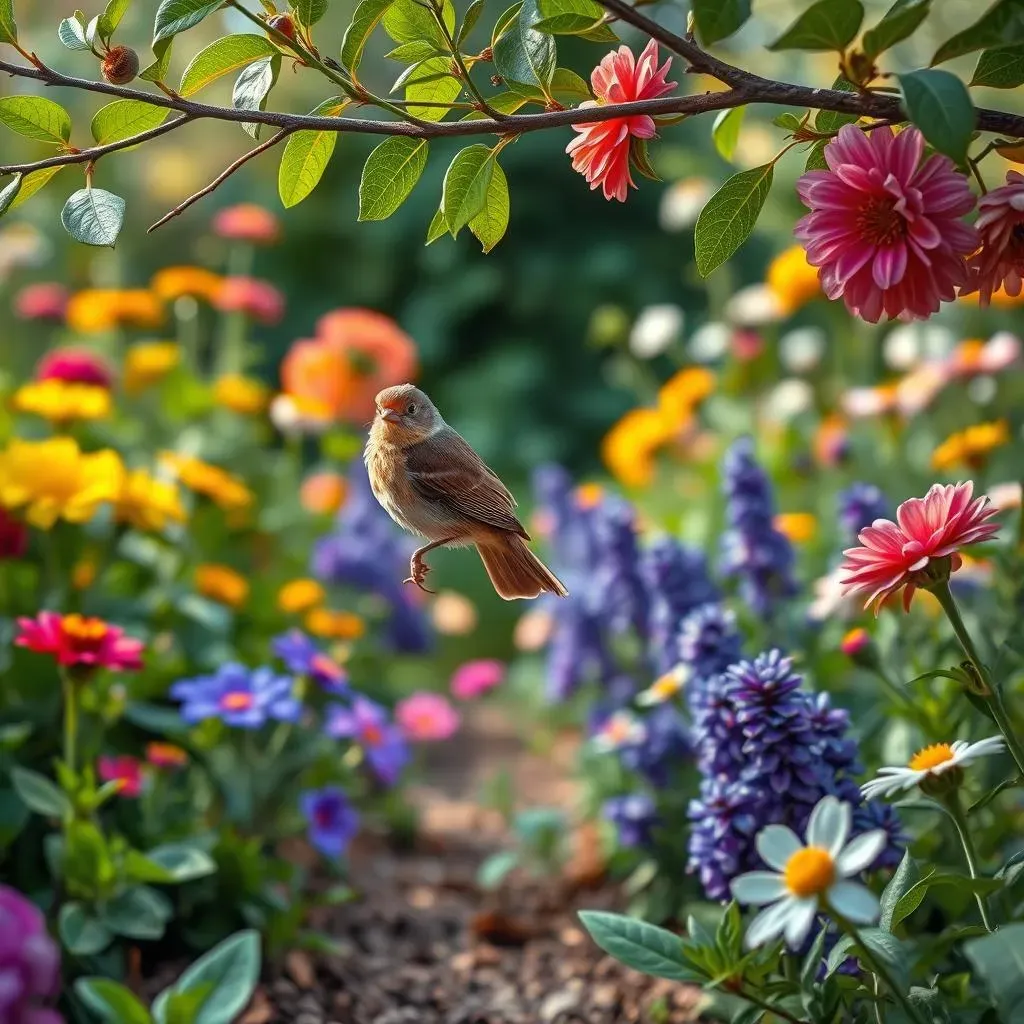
[406,403,417,415]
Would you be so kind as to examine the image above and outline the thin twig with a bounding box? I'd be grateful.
[147,128,293,232]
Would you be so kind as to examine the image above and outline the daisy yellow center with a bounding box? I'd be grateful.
[651,674,683,700]
[62,615,108,642]
[783,846,835,898]
[221,691,254,711]
[908,742,955,771]
[856,196,906,248]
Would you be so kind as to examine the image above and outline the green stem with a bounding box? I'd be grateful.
[428,0,505,118]
[62,669,78,776]
[944,793,995,932]
[932,581,1024,779]
[734,986,806,1024]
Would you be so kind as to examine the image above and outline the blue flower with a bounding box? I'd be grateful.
[603,793,658,849]
[617,703,691,787]
[272,629,348,692]
[592,498,649,638]
[300,786,359,858]
[676,602,743,712]
[719,437,797,618]
[545,599,616,701]
[170,663,300,729]
[687,777,761,901]
[325,696,409,785]
[838,482,889,541]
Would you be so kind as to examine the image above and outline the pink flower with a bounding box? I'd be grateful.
[214,276,285,324]
[795,125,977,323]
[15,283,69,322]
[0,508,28,561]
[98,755,143,797]
[962,171,1024,304]
[566,40,676,202]
[15,612,144,673]
[395,692,461,741]
[212,204,280,244]
[840,481,1000,613]
[450,658,505,699]
[35,346,114,388]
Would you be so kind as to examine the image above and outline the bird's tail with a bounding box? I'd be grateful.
[477,535,569,601]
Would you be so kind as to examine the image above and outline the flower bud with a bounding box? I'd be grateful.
[919,766,964,799]
[101,45,140,85]
[840,628,881,673]
[268,13,296,40]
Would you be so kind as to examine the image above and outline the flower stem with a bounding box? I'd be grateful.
[944,792,995,932]
[932,581,1024,779]
[734,986,806,1024]
[61,669,78,776]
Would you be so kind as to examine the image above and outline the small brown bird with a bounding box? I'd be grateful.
[364,384,569,601]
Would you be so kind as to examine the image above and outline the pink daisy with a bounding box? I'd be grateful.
[35,345,114,388]
[795,125,977,323]
[15,612,144,674]
[962,170,1024,304]
[840,481,1000,613]
[450,658,505,700]
[98,755,143,798]
[567,40,676,203]
[395,692,461,741]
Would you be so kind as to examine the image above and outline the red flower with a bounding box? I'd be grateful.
[98,755,143,797]
[567,40,676,202]
[0,508,28,560]
[15,282,69,322]
[214,276,285,324]
[840,481,1000,613]
[212,204,280,244]
[35,346,114,388]
[15,612,144,673]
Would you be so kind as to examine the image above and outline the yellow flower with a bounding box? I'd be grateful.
[65,289,164,333]
[72,558,97,590]
[151,266,225,303]
[601,408,671,489]
[658,367,715,430]
[115,469,186,533]
[12,379,111,423]
[0,437,124,529]
[766,245,821,315]
[159,452,253,511]
[774,512,817,544]
[124,342,181,395]
[214,375,269,416]
[195,564,249,608]
[277,578,326,614]
[305,608,366,640]
[931,420,1010,472]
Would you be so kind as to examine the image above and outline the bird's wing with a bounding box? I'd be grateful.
[404,426,528,538]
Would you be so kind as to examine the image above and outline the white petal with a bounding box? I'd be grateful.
[783,898,818,950]
[836,830,888,876]
[744,899,792,950]
[731,872,787,905]
[860,774,918,801]
[807,796,851,855]
[756,825,802,870]
[960,736,1005,762]
[828,881,880,924]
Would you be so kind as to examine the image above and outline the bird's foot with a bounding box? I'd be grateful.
[403,556,435,594]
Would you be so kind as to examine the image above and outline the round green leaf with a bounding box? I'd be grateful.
[692,0,750,46]
[61,187,126,247]
[769,0,864,51]
[442,145,495,236]
[58,15,92,50]
[0,96,72,144]
[153,0,225,43]
[102,885,172,940]
[358,136,429,221]
[58,902,113,956]
[694,162,774,278]
[75,978,154,1024]
[898,68,974,164]
[179,34,278,96]
[91,99,168,145]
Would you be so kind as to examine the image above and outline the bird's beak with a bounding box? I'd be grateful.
[380,407,400,423]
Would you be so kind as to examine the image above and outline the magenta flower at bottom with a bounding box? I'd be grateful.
[0,885,62,1024]
[795,125,977,323]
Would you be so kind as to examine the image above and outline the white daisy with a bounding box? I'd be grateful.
[730,796,886,950]
[860,737,1005,801]
[591,710,646,754]
[637,665,690,706]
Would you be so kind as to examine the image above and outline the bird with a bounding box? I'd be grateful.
[364,383,569,601]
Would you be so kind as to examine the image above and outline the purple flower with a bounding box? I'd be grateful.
[719,438,797,618]
[300,786,360,858]
[545,600,616,701]
[324,696,409,785]
[603,793,658,849]
[617,703,691,787]
[687,778,761,901]
[272,630,348,692]
[676,602,743,712]
[592,498,649,638]
[170,663,301,729]
[838,482,889,540]
[0,885,62,1024]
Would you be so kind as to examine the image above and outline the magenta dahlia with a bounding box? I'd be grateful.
[962,170,1024,305]
[795,125,977,323]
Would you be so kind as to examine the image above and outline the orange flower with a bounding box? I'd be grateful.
[774,513,817,544]
[124,342,180,395]
[66,289,163,333]
[146,741,188,768]
[600,408,671,489]
[159,452,253,511]
[657,367,715,430]
[766,245,822,315]
[278,578,326,614]
[214,375,269,416]
[813,414,848,467]
[280,309,418,425]
[931,420,1009,472]
[300,472,348,514]
[305,608,366,640]
[196,563,249,608]
[151,267,224,303]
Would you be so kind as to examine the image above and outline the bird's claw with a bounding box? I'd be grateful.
[403,557,435,594]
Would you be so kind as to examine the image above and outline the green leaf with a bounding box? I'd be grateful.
[91,99,168,144]
[815,75,859,132]
[163,930,261,1024]
[75,979,154,1024]
[898,68,974,163]
[694,162,773,277]
[59,902,113,956]
[278,96,346,208]
[342,0,397,73]
[64,820,115,893]
[579,911,700,981]
[0,788,29,846]
[477,849,519,888]
[0,0,16,44]
[692,0,750,46]
[233,54,280,139]
[58,15,92,50]
[145,842,218,882]
[712,106,745,162]
[61,188,126,247]
[0,173,22,218]
[359,136,429,221]
[458,0,485,45]
[826,928,909,989]
[11,766,72,818]
[889,869,1003,931]
[972,44,1024,87]
[425,207,447,244]
[441,144,494,235]
[141,37,174,83]
[907,987,951,1024]
[880,850,920,931]
[179,34,277,96]
[294,0,329,27]
[385,40,440,62]
[534,0,603,34]
[769,0,864,51]
[403,56,462,121]
[0,96,72,144]
[964,924,1024,1020]
[125,849,178,884]
[153,0,224,44]
[493,0,556,90]
[8,165,62,210]
[98,0,133,41]
[383,0,455,47]
[102,885,172,940]
[863,0,931,59]
[933,0,1024,65]
[469,158,509,253]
